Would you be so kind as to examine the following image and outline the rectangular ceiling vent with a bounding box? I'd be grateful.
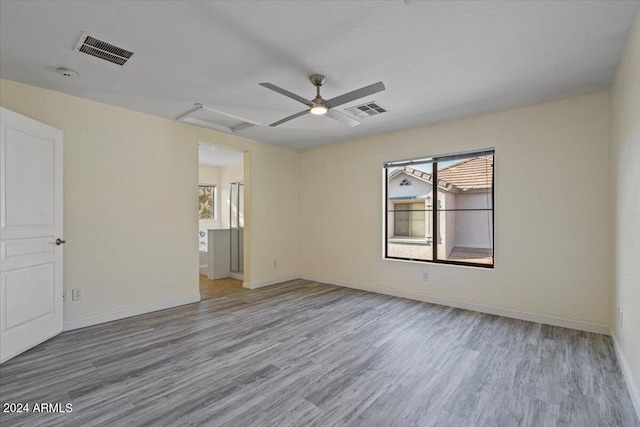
[74,32,134,66]
[344,101,388,118]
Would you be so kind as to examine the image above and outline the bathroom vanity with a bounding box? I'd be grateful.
[206,228,230,279]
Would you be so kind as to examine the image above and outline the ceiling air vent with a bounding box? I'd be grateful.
[344,101,388,119]
[74,32,133,66]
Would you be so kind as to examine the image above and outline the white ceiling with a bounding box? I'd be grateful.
[199,144,243,167]
[1,1,638,150]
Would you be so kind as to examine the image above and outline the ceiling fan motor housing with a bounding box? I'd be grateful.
[310,74,328,107]
[310,74,326,87]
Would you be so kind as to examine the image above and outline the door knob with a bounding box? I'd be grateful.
[55,238,66,245]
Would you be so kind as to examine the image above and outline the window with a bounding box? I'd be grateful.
[199,185,216,219]
[394,203,425,237]
[384,149,494,268]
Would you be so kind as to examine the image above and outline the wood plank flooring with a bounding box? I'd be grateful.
[199,275,245,299]
[0,279,638,426]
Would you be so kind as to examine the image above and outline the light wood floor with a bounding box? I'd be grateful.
[0,280,637,426]
[199,275,244,299]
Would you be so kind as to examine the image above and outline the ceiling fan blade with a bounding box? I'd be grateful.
[326,109,360,127]
[325,81,385,108]
[269,110,309,127]
[259,83,311,106]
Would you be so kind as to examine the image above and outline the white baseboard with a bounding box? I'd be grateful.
[228,272,244,281]
[610,328,640,420]
[63,294,201,331]
[301,274,611,335]
[243,275,299,289]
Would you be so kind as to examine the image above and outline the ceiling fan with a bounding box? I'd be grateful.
[259,74,385,127]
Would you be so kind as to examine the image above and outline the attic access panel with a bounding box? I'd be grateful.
[176,104,260,134]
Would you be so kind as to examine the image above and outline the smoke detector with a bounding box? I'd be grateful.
[56,67,78,78]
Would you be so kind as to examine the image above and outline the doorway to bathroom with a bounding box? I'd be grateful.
[198,142,246,298]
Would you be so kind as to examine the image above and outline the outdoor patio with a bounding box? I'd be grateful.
[387,240,492,264]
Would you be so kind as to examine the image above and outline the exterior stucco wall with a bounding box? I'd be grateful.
[454,192,493,248]
[441,190,457,257]
[388,173,431,199]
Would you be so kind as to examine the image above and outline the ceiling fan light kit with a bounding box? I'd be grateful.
[259,73,385,127]
[310,105,328,115]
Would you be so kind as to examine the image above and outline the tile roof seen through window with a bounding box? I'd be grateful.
[390,156,493,192]
[437,156,493,191]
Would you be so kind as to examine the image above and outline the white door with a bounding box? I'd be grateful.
[0,107,63,363]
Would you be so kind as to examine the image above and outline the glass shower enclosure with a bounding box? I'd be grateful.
[229,182,244,274]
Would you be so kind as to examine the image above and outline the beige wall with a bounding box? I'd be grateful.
[610,10,640,407]
[248,143,299,281]
[199,164,220,184]
[300,89,611,325]
[0,78,300,325]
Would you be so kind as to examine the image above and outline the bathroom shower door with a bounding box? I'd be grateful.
[230,182,244,274]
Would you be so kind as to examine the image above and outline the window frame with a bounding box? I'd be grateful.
[383,149,495,269]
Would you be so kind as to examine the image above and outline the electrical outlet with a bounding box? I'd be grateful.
[72,288,82,301]
[273,260,278,268]
[422,272,429,281]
